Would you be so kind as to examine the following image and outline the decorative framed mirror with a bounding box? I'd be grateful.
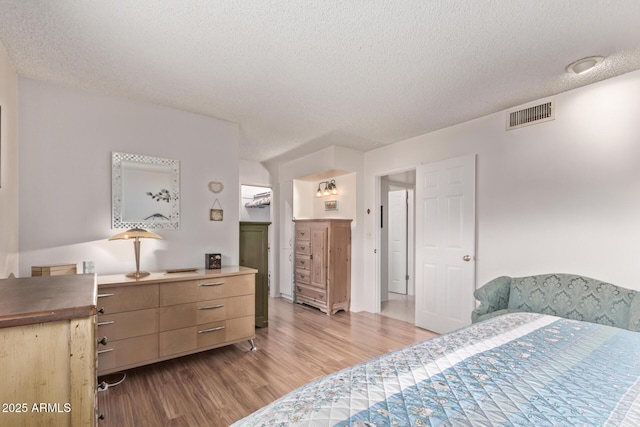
[112,152,180,229]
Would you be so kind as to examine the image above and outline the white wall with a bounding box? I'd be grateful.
[240,159,271,187]
[0,41,19,278]
[18,78,240,277]
[273,145,365,310]
[293,173,356,220]
[293,180,316,219]
[360,70,640,313]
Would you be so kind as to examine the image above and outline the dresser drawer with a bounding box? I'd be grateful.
[196,321,227,348]
[225,315,254,342]
[224,295,255,319]
[296,284,327,302]
[98,334,158,374]
[159,321,227,356]
[295,254,311,270]
[223,274,255,298]
[295,269,310,284]
[97,284,158,314]
[295,242,311,255]
[98,308,158,340]
[159,326,197,356]
[159,302,199,331]
[159,274,254,306]
[295,227,310,241]
[195,300,227,324]
[160,279,224,306]
[159,293,254,332]
[159,298,227,332]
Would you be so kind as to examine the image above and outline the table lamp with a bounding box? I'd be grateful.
[109,228,163,278]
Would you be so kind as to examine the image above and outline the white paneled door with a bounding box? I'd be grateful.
[389,189,408,294]
[279,181,294,299]
[415,155,476,334]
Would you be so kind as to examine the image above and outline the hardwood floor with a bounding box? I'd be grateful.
[97,297,437,426]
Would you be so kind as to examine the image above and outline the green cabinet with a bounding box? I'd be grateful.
[239,222,271,327]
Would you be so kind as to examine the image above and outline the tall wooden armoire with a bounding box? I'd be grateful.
[293,219,352,315]
[239,221,271,327]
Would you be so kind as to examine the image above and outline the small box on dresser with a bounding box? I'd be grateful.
[31,263,77,276]
[205,253,222,269]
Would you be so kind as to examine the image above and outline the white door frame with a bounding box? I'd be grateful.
[374,158,475,325]
[374,165,418,314]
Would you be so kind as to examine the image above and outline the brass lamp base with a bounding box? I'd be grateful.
[126,271,150,279]
[109,228,163,280]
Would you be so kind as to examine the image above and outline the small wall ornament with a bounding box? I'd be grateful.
[208,181,224,194]
[208,180,224,221]
[210,199,223,221]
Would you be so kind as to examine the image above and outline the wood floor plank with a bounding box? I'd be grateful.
[97,297,437,426]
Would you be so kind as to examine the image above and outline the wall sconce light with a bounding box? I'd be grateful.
[109,228,163,278]
[315,179,338,197]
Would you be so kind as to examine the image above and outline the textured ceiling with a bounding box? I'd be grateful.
[1,1,640,164]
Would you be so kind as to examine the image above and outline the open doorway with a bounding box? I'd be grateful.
[379,170,415,323]
[239,184,272,327]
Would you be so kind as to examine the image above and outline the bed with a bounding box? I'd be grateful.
[231,312,640,426]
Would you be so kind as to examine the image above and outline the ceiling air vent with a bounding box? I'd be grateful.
[506,100,555,130]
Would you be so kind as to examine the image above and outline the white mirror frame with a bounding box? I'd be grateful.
[112,152,180,229]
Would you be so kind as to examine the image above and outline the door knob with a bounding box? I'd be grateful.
[463,255,471,262]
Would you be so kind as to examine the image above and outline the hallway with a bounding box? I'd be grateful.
[380,292,414,324]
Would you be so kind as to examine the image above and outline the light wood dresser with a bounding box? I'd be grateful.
[96,266,257,376]
[293,219,352,315]
[0,274,98,427]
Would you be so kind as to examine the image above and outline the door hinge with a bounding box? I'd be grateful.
[406,274,410,281]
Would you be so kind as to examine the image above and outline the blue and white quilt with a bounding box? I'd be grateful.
[232,313,640,426]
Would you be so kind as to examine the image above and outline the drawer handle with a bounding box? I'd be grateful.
[198,326,225,334]
[97,321,115,326]
[319,294,325,299]
[98,336,108,346]
[300,246,306,250]
[97,348,114,355]
[199,281,224,287]
[198,304,224,310]
[97,293,114,298]
[98,307,105,314]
